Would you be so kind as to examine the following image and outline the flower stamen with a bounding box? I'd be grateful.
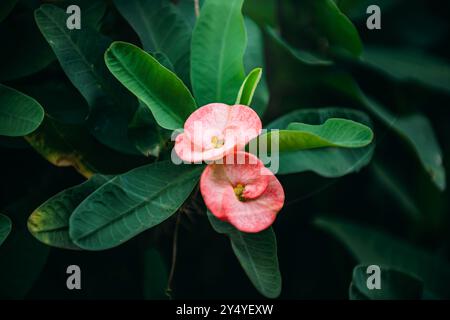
[233,183,246,201]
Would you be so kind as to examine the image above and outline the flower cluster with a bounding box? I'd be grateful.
[175,103,285,233]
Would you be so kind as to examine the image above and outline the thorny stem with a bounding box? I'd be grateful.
[194,0,200,18]
[166,213,182,299]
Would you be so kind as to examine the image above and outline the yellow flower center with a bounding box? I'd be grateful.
[211,135,225,148]
[233,183,246,201]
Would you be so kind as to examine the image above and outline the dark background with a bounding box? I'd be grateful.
[1,0,450,299]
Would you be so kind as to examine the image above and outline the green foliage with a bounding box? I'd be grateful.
[316,217,450,298]
[267,108,375,177]
[28,176,111,250]
[362,47,450,94]
[0,84,44,137]
[35,4,139,155]
[191,0,246,106]
[350,265,424,300]
[208,212,281,298]
[70,162,203,250]
[265,118,373,152]
[105,41,197,130]
[114,0,192,85]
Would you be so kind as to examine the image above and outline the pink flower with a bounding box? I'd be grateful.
[175,103,262,163]
[200,152,285,233]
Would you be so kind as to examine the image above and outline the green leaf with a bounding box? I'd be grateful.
[0,214,12,247]
[114,0,192,86]
[325,75,446,190]
[0,11,55,81]
[311,0,363,57]
[28,175,111,250]
[350,265,424,300]
[35,4,139,154]
[191,0,246,106]
[0,0,17,22]
[70,162,203,250]
[266,118,373,152]
[266,108,375,177]
[207,211,281,298]
[236,68,262,106]
[315,216,450,298]
[244,18,269,116]
[142,247,169,300]
[0,84,44,137]
[26,117,146,178]
[105,41,197,130]
[362,47,450,94]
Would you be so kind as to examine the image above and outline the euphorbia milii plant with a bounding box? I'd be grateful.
[22,0,376,300]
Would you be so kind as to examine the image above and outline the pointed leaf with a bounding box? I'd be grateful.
[70,162,203,250]
[105,41,197,130]
[0,84,44,137]
[236,68,262,106]
[266,118,373,152]
[191,0,246,106]
[208,211,281,298]
[266,108,375,177]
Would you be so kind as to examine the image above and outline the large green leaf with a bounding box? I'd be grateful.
[350,265,424,300]
[191,0,246,106]
[105,41,197,130]
[28,175,111,250]
[266,108,375,177]
[114,0,192,86]
[244,18,269,116]
[0,214,12,247]
[264,118,373,152]
[236,68,262,106]
[0,11,55,81]
[362,47,450,94]
[207,212,281,298]
[0,84,44,137]
[70,162,203,250]
[315,217,450,298]
[26,117,146,178]
[35,4,139,154]
[325,74,446,190]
